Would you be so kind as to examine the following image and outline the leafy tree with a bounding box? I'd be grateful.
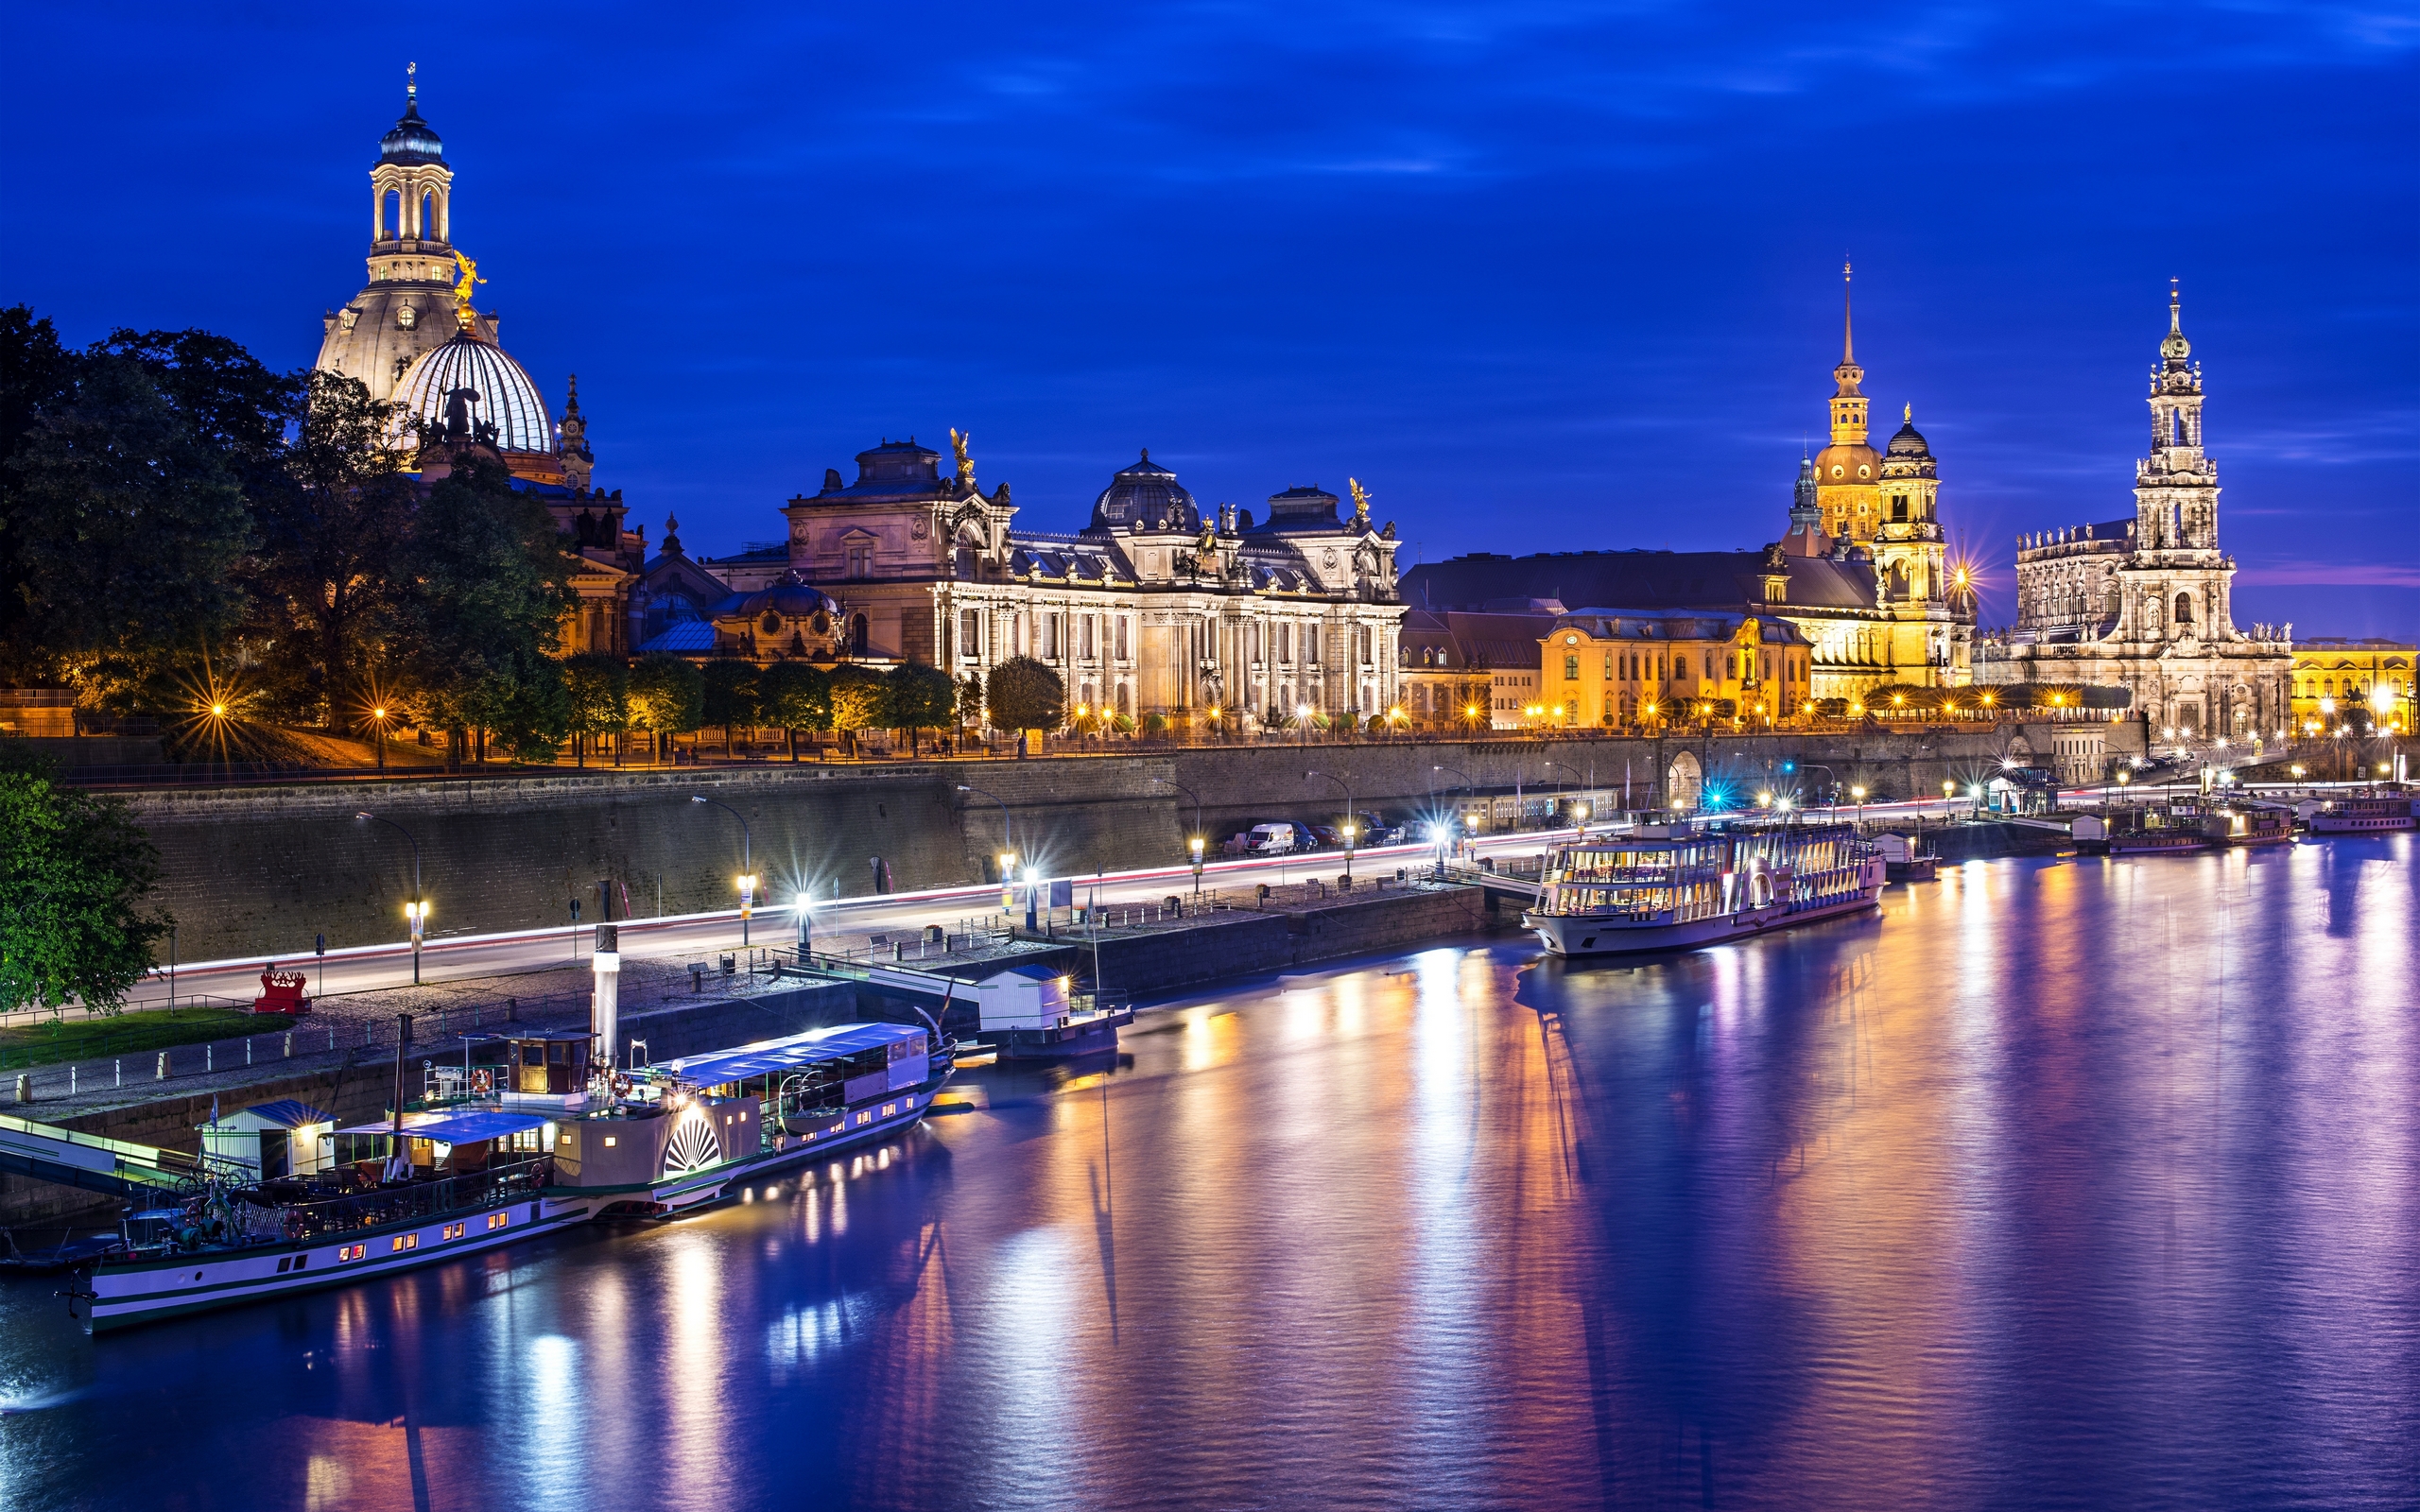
[956,672,985,731]
[245,370,415,724]
[0,743,169,1014]
[563,654,630,766]
[757,661,832,761]
[389,454,574,763]
[884,663,957,753]
[986,656,1064,733]
[700,658,761,757]
[4,350,255,682]
[829,664,886,755]
[484,656,572,765]
[0,307,75,674]
[627,655,704,763]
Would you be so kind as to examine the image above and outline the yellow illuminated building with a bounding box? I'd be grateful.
[1535,610,1812,730]
[2290,638,2414,733]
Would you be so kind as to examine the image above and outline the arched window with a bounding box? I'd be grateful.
[383,189,403,240]
[850,614,868,654]
[2174,593,2193,625]
[420,192,437,240]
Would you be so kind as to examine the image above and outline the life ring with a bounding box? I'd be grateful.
[611,1074,633,1100]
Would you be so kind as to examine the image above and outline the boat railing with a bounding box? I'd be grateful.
[280,1158,554,1243]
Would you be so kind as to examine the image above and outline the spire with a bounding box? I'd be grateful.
[1831,259,1864,399]
[1841,260,1855,365]
[2159,278,2192,368]
[406,60,417,108]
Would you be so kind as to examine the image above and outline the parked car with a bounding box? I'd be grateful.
[1288,821,1320,850]
[1351,812,1398,845]
[1307,824,1341,848]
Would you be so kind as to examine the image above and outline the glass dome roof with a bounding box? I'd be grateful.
[394,333,554,456]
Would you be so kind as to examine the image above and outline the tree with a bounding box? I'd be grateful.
[829,664,886,755]
[389,454,575,764]
[956,672,985,733]
[757,661,832,761]
[246,370,416,724]
[4,350,255,686]
[700,658,761,757]
[627,655,704,763]
[986,656,1064,733]
[563,655,630,767]
[0,743,169,1014]
[885,663,956,754]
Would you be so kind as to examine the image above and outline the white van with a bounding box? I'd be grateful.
[1245,822,1297,854]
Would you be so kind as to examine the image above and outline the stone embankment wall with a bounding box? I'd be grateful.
[130,726,2101,960]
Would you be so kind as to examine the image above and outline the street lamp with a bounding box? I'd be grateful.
[690,794,754,946]
[1296,702,1314,747]
[1307,769,1356,883]
[959,783,1017,912]
[354,812,425,985]
[1942,779,1956,818]
[1189,835,1205,897]
[370,705,391,774]
[1153,776,1205,841]
[1850,784,1866,824]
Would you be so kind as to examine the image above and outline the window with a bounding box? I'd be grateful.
[1564,655,1580,681]
[391,1233,418,1252]
[487,1211,511,1230]
[845,542,873,577]
[1115,616,1131,662]
[442,1223,465,1241]
[1278,624,1292,663]
[959,610,981,661]
[337,1244,366,1263]
[1043,613,1060,660]
[1080,615,1096,660]
[1305,627,1322,664]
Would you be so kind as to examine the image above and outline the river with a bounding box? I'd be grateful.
[4,839,2415,1510]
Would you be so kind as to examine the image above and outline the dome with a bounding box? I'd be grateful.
[1090,449,1200,532]
[733,575,839,621]
[394,332,554,456]
[1811,439,1880,484]
[1885,419,1931,458]
[379,94,444,166]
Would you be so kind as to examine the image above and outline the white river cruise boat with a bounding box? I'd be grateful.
[1523,818,1885,957]
[59,1021,955,1332]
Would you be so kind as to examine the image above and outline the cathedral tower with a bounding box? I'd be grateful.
[1811,264,1883,541]
[2135,281,2219,552]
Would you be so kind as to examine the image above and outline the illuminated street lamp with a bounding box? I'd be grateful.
[370,704,391,773]
[1189,835,1205,897]
[959,783,1016,909]
[690,794,754,946]
[1850,784,1866,823]
[354,811,425,984]
[1942,779,1956,818]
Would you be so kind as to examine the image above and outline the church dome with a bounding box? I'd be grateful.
[1811,439,1880,484]
[379,97,444,166]
[1885,418,1931,458]
[731,575,840,622]
[394,332,554,456]
[1090,449,1200,532]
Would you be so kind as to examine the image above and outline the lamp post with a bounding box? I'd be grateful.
[354,812,425,985]
[1942,780,1956,819]
[1153,776,1205,843]
[957,782,1014,890]
[1316,764,1355,885]
[1850,785,1866,826]
[690,794,753,946]
[1432,763,1472,850]
[370,705,390,774]
[1189,835,1205,897]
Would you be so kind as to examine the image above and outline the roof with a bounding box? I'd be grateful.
[394,333,555,456]
[220,1099,333,1130]
[637,621,718,654]
[1402,549,1878,616]
[337,1109,552,1143]
[642,1022,925,1086]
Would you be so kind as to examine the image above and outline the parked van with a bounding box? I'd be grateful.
[1245,822,1298,854]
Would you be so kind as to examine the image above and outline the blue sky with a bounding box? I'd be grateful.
[8,3,2415,633]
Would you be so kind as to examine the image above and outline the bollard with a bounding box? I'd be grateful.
[114,1058,122,1089]
[69,1065,77,1097]
[207,1044,215,1073]
[12,1073,27,1105]
[326,1028,336,1053]
[247,1038,253,1066]
[156,1051,169,1080]
[506,996,517,1022]
[284,1031,294,1058]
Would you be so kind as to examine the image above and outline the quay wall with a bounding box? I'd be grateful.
[127,726,2110,960]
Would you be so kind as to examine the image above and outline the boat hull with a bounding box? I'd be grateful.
[1525,883,1882,958]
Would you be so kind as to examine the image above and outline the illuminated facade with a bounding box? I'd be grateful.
[2002,286,2292,736]
[1537,612,1813,730]
[2289,639,2414,734]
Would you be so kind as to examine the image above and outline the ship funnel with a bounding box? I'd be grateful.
[592,923,621,1074]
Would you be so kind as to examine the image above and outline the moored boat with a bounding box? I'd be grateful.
[1521,817,1884,957]
[73,1021,954,1332]
[2306,793,2415,834]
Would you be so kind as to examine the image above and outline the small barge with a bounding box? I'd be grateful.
[1523,817,1885,957]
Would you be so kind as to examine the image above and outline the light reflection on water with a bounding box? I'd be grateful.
[1,841,2415,1510]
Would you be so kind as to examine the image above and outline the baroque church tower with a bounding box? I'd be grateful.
[1812,264,1883,541]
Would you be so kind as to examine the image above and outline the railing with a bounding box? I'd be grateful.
[0,988,597,1105]
[282,1158,552,1243]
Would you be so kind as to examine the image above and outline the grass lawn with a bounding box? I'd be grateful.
[0,1007,290,1073]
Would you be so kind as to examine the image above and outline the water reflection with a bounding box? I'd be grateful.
[1,842,2415,1509]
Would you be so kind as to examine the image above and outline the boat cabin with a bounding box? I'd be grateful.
[329,1108,554,1180]
[199,1099,335,1180]
[972,964,1077,1034]
[502,1032,594,1102]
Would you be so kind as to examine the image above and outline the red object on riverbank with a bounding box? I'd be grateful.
[251,966,311,1015]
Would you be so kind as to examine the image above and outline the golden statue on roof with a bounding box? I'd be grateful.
[1348,477,1373,524]
[950,427,976,490]
[449,250,484,327]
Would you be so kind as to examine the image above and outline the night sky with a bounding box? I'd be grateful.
[8,4,2414,634]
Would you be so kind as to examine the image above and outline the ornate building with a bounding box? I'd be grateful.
[670,438,1407,729]
[1999,286,2292,735]
[313,76,645,656]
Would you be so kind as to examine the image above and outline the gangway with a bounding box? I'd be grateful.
[1439,862,1543,907]
[0,1111,221,1199]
